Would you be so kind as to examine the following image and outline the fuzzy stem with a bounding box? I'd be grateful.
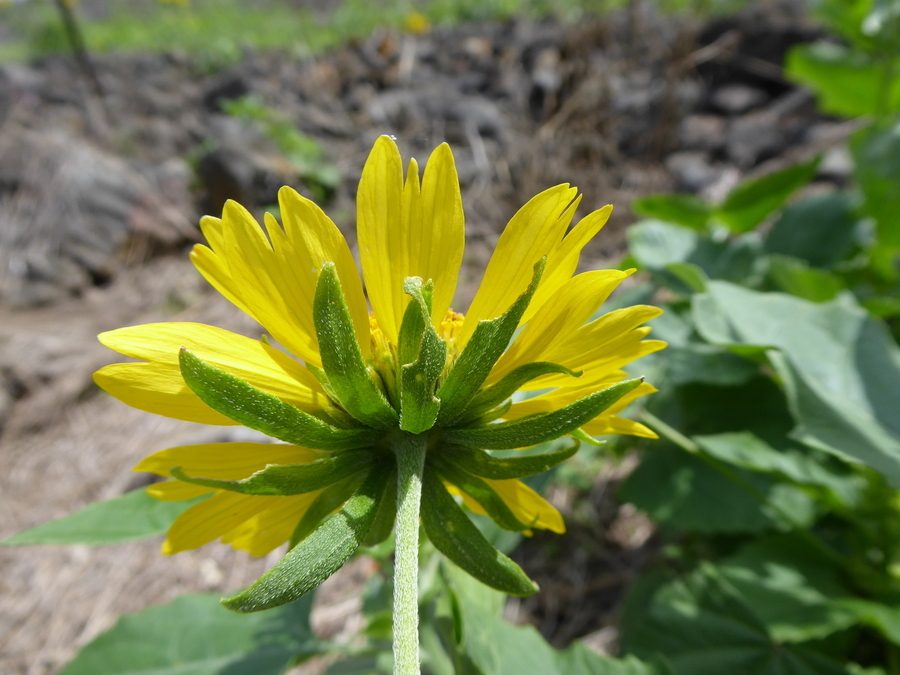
[392,432,427,675]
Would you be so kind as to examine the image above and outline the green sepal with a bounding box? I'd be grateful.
[436,259,546,426]
[313,263,398,428]
[362,467,397,546]
[223,463,391,613]
[459,361,581,423]
[439,442,579,480]
[443,378,643,450]
[420,466,538,596]
[467,399,513,426]
[398,277,447,433]
[179,349,381,451]
[170,449,376,496]
[288,474,364,549]
[432,462,529,532]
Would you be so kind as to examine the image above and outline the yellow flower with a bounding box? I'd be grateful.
[94,136,664,559]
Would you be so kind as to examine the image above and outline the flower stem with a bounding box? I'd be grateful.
[392,432,427,675]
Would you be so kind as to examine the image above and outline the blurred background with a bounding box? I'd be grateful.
[1,0,899,673]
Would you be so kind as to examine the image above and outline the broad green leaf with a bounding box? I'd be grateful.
[179,348,382,451]
[171,448,376,496]
[627,221,764,287]
[441,562,660,675]
[632,193,711,230]
[718,535,858,642]
[621,565,851,675]
[764,192,861,268]
[460,362,580,422]
[224,464,390,612]
[836,599,900,646]
[767,255,845,302]
[399,278,446,433]
[2,488,203,546]
[314,263,397,428]
[436,260,544,426]
[620,445,815,534]
[664,262,708,293]
[443,379,643,449]
[851,117,900,248]
[693,282,900,485]
[59,593,323,675]
[433,462,529,531]
[786,42,900,117]
[438,443,578,480]
[666,343,759,387]
[420,466,538,596]
[693,432,861,506]
[714,158,821,234]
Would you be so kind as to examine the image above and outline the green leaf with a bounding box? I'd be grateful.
[442,561,660,675]
[439,443,578,480]
[224,464,391,612]
[714,158,821,234]
[443,379,643,450]
[460,362,581,423]
[718,535,857,642]
[59,593,324,675]
[627,220,764,287]
[436,259,545,426]
[786,42,900,117]
[620,445,815,534]
[433,462,529,532]
[767,255,845,302]
[314,263,398,428]
[693,282,900,485]
[851,117,900,248]
[171,448,376,496]
[666,343,759,387]
[764,192,861,268]
[2,488,204,546]
[398,277,447,433]
[179,348,381,451]
[420,466,538,596]
[632,193,711,230]
[622,564,851,675]
[836,599,900,646]
[693,432,861,506]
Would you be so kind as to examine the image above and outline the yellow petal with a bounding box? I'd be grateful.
[522,205,613,324]
[357,136,406,343]
[416,143,465,325]
[358,138,465,342]
[222,492,323,556]
[147,480,213,501]
[97,322,328,416]
[162,491,277,554]
[135,442,322,478]
[94,362,236,425]
[459,184,579,348]
[582,416,658,439]
[487,270,629,384]
[217,200,322,365]
[486,479,565,533]
[275,187,370,356]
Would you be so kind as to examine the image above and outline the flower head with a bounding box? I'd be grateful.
[94,136,664,603]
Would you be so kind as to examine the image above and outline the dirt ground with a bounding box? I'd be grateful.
[0,4,850,673]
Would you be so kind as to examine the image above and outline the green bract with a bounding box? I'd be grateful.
[171,262,643,608]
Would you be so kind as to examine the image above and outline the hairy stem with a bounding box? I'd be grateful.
[392,432,427,675]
